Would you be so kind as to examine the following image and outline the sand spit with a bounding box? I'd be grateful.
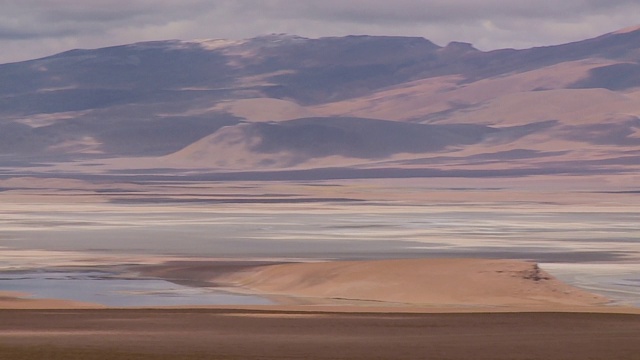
[0,258,630,312]
[215,258,610,308]
[0,291,103,309]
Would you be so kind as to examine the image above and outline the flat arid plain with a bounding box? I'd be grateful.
[1,176,639,359]
[2,25,640,359]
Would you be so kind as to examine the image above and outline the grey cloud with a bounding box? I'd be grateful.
[4,0,638,38]
[0,27,47,40]
[0,0,213,39]
[0,0,639,64]
[254,0,640,23]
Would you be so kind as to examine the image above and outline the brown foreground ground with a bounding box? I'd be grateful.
[0,309,639,360]
[2,259,639,359]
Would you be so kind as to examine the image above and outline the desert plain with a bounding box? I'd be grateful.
[1,177,639,360]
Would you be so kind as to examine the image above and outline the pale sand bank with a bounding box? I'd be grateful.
[213,258,611,308]
[0,291,104,309]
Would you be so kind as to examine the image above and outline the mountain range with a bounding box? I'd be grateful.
[1,26,639,182]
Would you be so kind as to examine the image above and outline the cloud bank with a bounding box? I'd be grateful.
[1,0,639,63]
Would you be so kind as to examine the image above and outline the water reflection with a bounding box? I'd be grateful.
[0,270,272,307]
[540,263,640,307]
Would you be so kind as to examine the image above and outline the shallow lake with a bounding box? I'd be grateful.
[0,270,272,306]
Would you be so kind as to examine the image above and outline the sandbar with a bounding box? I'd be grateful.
[1,258,639,359]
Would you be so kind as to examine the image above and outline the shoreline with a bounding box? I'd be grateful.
[2,257,639,314]
[2,258,639,359]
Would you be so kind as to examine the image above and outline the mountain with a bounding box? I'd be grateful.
[1,27,639,181]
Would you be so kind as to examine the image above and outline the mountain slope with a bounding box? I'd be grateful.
[0,27,639,178]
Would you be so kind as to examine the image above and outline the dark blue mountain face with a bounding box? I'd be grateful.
[250,117,495,158]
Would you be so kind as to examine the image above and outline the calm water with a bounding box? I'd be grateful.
[540,263,640,307]
[0,270,272,306]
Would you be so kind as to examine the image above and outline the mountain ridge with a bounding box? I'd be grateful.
[1,26,639,181]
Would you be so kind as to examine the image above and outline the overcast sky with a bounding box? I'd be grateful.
[1,0,639,64]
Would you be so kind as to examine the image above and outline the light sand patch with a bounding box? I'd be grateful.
[217,258,610,307]
[214,98,315,122]
[0,291,103,309]
[0,248,180,271]
[443,88,640,126]
[311,59,617,121]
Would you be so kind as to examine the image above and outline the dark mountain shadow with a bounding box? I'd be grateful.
[569,62,640,90]
[562,117,640,146]
[0,113,240,157]
[246,117,495,158]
